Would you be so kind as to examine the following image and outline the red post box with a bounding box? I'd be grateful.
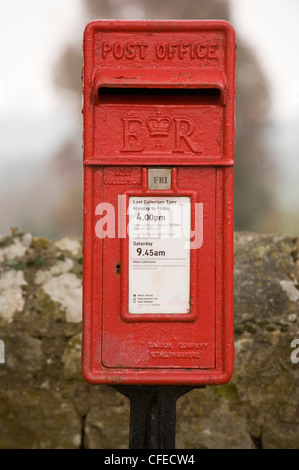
[82,20,236,385]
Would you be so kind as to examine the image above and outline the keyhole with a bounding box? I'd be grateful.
[116,262,121,275]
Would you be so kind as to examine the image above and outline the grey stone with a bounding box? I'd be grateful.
[0,231,298,448]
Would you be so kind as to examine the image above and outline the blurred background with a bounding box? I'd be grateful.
[0,0,298,239]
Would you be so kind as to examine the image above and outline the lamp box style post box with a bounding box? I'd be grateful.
[82,20,236,386]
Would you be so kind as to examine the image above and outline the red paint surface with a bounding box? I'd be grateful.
[82,20,236,385]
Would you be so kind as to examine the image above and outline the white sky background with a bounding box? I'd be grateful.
[230,0,299,122]
[0,0,298,233]
[0,0,84,118]
[0,0,86,167]
[0,0,298,122]
[229,0,299,223]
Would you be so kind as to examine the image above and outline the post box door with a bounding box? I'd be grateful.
[100,166,216,370]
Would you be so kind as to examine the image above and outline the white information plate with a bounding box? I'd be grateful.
[128,196,191,314]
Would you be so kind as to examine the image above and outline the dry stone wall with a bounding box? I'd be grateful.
[0,230,298,449]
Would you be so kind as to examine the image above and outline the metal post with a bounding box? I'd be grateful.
[113,385,205,449]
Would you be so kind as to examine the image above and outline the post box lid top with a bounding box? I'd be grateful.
[84,19,235,34]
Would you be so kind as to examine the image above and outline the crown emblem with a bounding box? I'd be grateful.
[146,110,171,137]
